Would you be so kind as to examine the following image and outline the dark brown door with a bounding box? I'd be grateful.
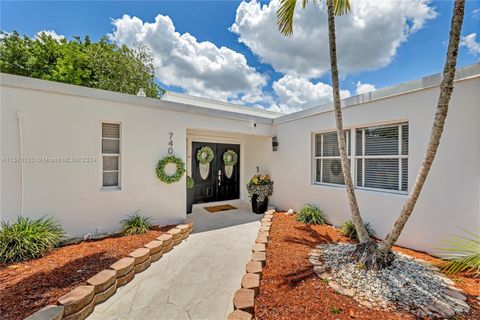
[191,142,240,204]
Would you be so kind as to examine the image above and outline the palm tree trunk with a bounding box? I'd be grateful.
[326,0,370,243]
[378,0,465,253]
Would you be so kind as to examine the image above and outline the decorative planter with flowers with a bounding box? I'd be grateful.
[247,174,273,214]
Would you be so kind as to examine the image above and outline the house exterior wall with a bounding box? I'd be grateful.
[269,76,480,253]
[0,80,272,238]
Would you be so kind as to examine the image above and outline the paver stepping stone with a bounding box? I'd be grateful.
[94,281,117,304]
[144,240,163,254]
[157,233,173,246]
[110,257,134,277]
[25,305,64,320]
[87,269,116,294]
[129,248,150,265]
[167,228,182,240]
[135,257,151,273]
[227,309,252,320]
[151,249,163,262]
[57,285,94,316]
[241,273,260,295]
[63,298,95,320]
[245,261,262,276]
[233,289,255,313]
[117,268,135,287]
[251,251,266,265]
[252,243,266,252]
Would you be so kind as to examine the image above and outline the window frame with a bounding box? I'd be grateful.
[312,121,408,195]
[100,121,122,191]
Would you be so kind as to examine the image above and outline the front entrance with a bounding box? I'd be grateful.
[191,142,240,204]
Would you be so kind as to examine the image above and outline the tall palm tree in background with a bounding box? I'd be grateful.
[277,0,466,269]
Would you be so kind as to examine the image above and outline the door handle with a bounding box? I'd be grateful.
[218,170,222,186]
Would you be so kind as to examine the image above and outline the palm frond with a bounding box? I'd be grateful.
[438,228,480,276]
[333,0,351,16]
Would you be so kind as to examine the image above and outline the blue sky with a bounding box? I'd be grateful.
[1,0,479,113]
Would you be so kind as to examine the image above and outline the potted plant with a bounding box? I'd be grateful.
[247,174,273,214]
[186,176,195,214]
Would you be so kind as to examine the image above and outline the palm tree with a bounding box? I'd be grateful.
[277,0,371,246]
[277,0,466,269]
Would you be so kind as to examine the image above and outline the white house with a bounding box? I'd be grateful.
[1,63,479,253]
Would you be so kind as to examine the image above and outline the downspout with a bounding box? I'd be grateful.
[17,111,24,217]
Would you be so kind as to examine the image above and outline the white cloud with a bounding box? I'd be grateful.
[109,14,267,102]
[356,81,376,95]
[460,33,480,56]
[230,0,436,78]
[271,75,351,112]
[35,30,65,41]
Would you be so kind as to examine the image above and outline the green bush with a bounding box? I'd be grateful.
[186,176,195,189]
[439,229,480,276]
[121,211,152,235]
[339,220,375,241]
[296,204,327,225]
[0,216,65,263]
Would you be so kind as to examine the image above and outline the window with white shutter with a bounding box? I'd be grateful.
[314,130,351,185]
[356,123,408,192]
[101,123,121,188]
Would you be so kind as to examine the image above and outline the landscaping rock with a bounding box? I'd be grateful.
[246,261,263,276]
[134,257,151,273]
[129,248,150,265]
[227,309,252,320]
[261,221,272,227]
[181,219,194,229]
[176,224,190,234]
[233,289,255,313]
[252,243,266,252]
[251,251,266,265]
[110,257,134,277]
[116,268,135,287]
[309,256,323,266]
[261,218,271,223]
[255,236,268,245]
[57,285,94,316]
[258,231,269,239]
[329,281,354,297]
[313,265,327,275]
[86,269,117,294]
[241,273,260,295]
[163,241,174,253]
[144,240,163,255]
[167,228,182,240]
[25,305,64,320]
[157,233,173,246]
[150,249,163,262]
[63,298,95,320]
[173,237,183,246]
[94,280,117,304]
[259,226,270,232]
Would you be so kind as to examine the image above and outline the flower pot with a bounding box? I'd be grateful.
[251,194,268,214]
[187,188,194,214]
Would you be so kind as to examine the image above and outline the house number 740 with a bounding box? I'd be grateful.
[168,132,174,155]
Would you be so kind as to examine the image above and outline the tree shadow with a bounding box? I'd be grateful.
[283,225,335,247]
[0,252,117,320]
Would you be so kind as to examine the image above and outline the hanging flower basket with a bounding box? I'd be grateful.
[156,155,186,184]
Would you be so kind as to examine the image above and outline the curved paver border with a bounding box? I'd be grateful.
[25,221,194,320]
[228,209,275,320]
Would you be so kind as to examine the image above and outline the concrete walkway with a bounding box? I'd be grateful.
[89,202,261,320]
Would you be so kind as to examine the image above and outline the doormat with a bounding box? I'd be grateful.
[204,204,237,213]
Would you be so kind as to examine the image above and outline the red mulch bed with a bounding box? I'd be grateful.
[255,213,480,320]
[0,225,174,320]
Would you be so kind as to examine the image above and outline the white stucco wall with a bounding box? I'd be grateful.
[269,76,480,253]
[0,77,273,238]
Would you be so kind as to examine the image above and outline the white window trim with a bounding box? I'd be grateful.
[312,121,408,195]
[100,122,122,191]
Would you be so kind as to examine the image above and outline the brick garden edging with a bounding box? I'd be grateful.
[25,220,194,320]
[227,209,275,320]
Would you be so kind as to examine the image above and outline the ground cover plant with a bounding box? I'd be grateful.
[121,211,152,235]
[0,216,65,263]
[296,204,327,225]
[339,219,375,241]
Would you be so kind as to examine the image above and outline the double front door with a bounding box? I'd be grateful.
[191,142,240,204]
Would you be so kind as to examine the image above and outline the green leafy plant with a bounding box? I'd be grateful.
[222,150,238,166]
[121,211,152,236]
[339,219,375,241]
[196,146,214,164]
[330,307,342,315]
[0,216,65,263]
[438,229,480,276]
[296,204,327,225]
[186,176,195,189]
[156,155,186,184]
[247,174,273,201]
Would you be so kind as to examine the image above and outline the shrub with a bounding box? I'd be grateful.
[339,220,375,241]
[0,216,65,263]
[439,229,480,276]
[186,176,195,189]
[121,211,152,235]
[296,204,327,225]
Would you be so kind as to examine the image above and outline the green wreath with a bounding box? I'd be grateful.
[223,150,238,166]
[196,146,214,164]
[156,155,186,184]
